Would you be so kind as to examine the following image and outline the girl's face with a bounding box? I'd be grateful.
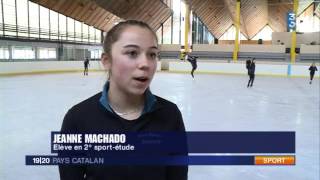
[103,26,159,96]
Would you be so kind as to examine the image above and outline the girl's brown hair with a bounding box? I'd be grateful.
[103,20,158,55]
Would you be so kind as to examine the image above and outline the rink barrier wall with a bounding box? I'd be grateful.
[168,61,320,78]
[0,61,318,78]
[0,61,162,76]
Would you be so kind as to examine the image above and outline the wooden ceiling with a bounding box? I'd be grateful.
[268,0,293,33]
[30,0,172,32]
[191,0,232,38]
[94,0,172,31]
[30,0,122,32]
[190,0,302,39]
[31,0,314,40]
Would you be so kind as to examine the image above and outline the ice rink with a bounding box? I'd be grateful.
[0,71,319,180]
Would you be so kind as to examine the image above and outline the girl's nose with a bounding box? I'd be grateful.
[137,54,150,70]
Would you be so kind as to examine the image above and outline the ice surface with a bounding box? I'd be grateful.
[0,71,319,180]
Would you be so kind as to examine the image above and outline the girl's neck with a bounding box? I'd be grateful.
[108,83,145,117]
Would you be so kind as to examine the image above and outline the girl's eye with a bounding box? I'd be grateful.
[126,51,138,58]
[149,52,159,60]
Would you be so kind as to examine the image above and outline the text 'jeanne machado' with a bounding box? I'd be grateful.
[53,134,126,143]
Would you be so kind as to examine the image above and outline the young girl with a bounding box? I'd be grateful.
[309,62,318,84]
[83,57,90,76]
[186,53,198,79]
[247,58,255,88]
[59,20,188,180]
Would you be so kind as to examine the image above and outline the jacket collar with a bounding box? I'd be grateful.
[99,81,157,115]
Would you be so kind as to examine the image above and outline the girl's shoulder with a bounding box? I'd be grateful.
[67,92,102,114]
[154,95,178,108]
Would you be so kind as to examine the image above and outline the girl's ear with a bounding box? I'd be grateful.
[101,53,111,70]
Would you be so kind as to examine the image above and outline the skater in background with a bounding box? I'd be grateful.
[247,58,255,87]
[186,53,198,79]
[246,59,251,72]
[246,58,251,86]
[309,62,318,84]
[84,57,90,76]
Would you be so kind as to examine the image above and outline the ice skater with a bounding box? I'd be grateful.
[186,53,198,79]
[84,57,90,76]
[246,59,251,72]
[309,62,318,84]
[247,58,255,87]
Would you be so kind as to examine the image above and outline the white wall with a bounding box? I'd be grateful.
[192,44,286,53]
[168,61,319,77]
[272,32,320,48]
[192,44,234,52]
[159,44,180,51]
[239,45,285,53]
[0,61,162,75]
[296,32,320,46]
[300,44,320,54]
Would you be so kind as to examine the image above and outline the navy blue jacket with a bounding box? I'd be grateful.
[59,92,188,180]
[248,63,255,75]
[309,66,318,75]
[187,56,197,69]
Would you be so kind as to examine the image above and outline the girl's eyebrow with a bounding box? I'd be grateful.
[123,44,139,48]
[123,44,158,50]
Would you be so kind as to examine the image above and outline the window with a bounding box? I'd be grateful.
[75,21,82,42]
[90,50,95,59]
[59,14,66,40]
[16,0,28,37]
[38,47,56,59]
[156,27,162,44]
[191,14,214,44]
[67,17,75,41]
[208,32,214,44]
[0,1,3,35]
[89,26,95,43]
[12,46,35,59]
[39,6,49,39]
[0,46,9,59]
[90,49,102,59]
[203,27,209,44]
[172,0,181,44]
[50,10,59,40]
[163,17,172,44]
[192,15,197,44]
[82,23,89,42]
[3,0,16,36]
[29,1,39,38]
[198,20,203,43]
[180,0,186,45]
[163,16,172,44]
[95,29,101,43]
